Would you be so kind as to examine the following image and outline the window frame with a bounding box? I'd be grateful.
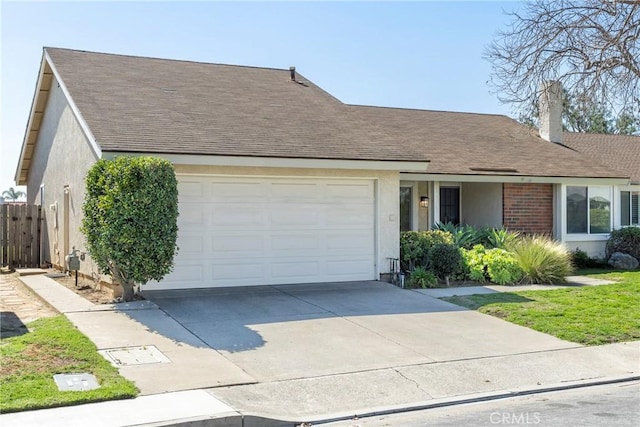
[620,190,640,227]
[565,185,613,236]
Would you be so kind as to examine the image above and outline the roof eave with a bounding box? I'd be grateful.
[102,151,431,173]
[14,52,52,185]
[14,49,102,186]
[400,172,630,185]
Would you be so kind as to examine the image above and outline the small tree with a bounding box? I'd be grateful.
[428,243,463,287]
[2,187,26,201]
[81,157,179,301]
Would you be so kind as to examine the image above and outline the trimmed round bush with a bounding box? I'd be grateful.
[400,230,453,271]
[428,243,463,286]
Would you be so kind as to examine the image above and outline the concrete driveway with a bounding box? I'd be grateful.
[143,281,579,383]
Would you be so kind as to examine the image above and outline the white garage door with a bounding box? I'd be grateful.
[149,176,376,290]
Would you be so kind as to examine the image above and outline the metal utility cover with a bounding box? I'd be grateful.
[53,373,100,391]
[100,345,171,366]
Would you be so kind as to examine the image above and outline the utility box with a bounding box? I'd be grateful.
[65,247,81,271]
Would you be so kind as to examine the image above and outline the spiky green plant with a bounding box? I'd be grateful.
[510,236,574,284]
[487,228,520,249]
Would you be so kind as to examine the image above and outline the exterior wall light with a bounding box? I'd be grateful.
[420,196,429,208]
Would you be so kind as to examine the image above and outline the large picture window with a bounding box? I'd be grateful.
[566,186,611,234]
[621,191,639,226]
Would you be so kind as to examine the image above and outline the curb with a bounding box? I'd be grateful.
[140,375,640,427]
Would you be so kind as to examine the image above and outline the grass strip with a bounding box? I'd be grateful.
[443,271,640,345]
[0,315,137,413]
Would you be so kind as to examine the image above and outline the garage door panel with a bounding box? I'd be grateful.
[326,183,374,200]
[326,233,373,250]
[326,206,374,226]
[213,235,263,254]
[179,204,205,228]
[326,258,373,276]
[211,182,263,199]
[270,234,319,251]
[170,262,206,283]
[150,176,376,290]
[271,261,320,280]
[270,182,319,200]
[178,181,205,197]
[212,208,263,226]
[177,232,205,253]
[268,207,320,226]
[212,263,264,281]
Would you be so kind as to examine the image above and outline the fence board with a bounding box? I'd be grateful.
[1,205,7,266]
[0,204,41,269]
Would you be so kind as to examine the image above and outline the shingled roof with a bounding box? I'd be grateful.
[349,105,626,179]
[20,47,631,182]
[44,47,425,163]
[563,133,640,184]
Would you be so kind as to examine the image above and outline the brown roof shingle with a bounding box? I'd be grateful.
[349,105,626,179]
[45,48,426,163]
[563,133,640,184]
[43,48,629,180]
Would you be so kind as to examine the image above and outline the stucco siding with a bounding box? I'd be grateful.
[173,164,400,277]
[26,78,99,272]
[564,240,607,259]
[461,182,503,228]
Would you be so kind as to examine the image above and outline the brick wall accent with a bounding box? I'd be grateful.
[502,183,553,235]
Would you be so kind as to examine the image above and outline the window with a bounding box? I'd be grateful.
[566,186,611,234]
[621,191,639,226]
[440,187,460,225]
[400,187,412,232]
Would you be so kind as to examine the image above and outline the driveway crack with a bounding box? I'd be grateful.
[394,368,433,398]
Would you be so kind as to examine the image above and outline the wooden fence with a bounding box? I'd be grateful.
[0,204,41,269]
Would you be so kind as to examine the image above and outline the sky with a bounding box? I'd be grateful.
[0,0,522,196]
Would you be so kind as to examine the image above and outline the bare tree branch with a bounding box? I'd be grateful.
[485,0,639,118]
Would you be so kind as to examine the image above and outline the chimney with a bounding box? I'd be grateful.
[538,80,563,144]
[289,66,296,81]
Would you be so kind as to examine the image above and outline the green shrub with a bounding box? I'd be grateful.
[433,222,485,249]
[571,248,608,269]
[429,243,463,286]
[82,156,179,301]
[406,266,438,289]
[510,236,574,284]
[462,245,488,282]
[461,244,523,285]
[483,248,523,285]
[486,228,520,249]
[606,227,640,260]
[400,230,453,271]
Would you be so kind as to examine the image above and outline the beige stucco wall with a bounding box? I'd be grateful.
[460,182,503,228]
[564,240,607,259]
[174,164,401,277]
[26,78,100,274]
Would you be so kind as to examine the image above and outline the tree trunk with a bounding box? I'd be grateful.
[109,263,136,302]
[445,275,450,287]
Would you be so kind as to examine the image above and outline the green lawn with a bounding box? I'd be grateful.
[0,315,138,413]
[442,270,640,345]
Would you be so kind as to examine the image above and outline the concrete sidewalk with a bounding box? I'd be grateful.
[2,274,638,427]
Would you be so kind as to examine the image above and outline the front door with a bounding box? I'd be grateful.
[439,187,460,225]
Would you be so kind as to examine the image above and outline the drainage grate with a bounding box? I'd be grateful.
[53,373,100,391]
[99,345,171,366]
